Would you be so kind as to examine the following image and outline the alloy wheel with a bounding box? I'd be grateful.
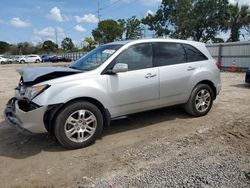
[64,109,97,143]
[195,89,211,113]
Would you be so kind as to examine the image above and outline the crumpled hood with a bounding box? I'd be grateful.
[17,66,82,83]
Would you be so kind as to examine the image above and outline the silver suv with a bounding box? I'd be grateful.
[5,39,221,149]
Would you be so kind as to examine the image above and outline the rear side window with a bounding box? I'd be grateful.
[153,43,186,66]
[114,43,153,71]
[182,44,208,62]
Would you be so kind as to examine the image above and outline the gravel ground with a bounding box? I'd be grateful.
[84,117,250,188]
[0,63,249,188]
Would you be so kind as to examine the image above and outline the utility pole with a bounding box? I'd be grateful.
[97,1,101,23]
[55,28,58,46]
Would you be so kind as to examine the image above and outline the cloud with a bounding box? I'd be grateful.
[140,0,161,6]
[0,19,4,24]
[34,26,66,42]
[145,10,154,17]
[110,0,130,3]
[48,7,68,22]
[74,25,86,32]
[228,0,250,5]
[31,36,43,45]
[75,14,98,23]
[10,17,31,27]
[110,0,161,6]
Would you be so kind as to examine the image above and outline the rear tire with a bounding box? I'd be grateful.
[54,101,103,149]
[185,84,214,117]
[20,60,25,64]
[0,61,4,64]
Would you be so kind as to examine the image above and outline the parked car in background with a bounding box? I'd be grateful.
[41,55,72,63]
[50,55,72,63]
[0,56,8,64]
[11,55,21,63]
[7,55,19,64]
[5,39,221,149]
[41,55,54,62]
[17,55,42,64]
[16,56,26,64]
[246,68,250,84]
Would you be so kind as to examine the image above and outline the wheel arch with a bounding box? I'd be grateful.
[44,97,111,133]
[195,80,217,100]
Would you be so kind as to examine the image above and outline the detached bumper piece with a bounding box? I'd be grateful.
[4,98,48,133]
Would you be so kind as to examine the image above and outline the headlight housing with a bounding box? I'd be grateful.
[26,84,50,99]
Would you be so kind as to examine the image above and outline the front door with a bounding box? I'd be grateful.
[107,43,159,116]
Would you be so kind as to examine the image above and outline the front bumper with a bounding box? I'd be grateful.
[4,98,48,133]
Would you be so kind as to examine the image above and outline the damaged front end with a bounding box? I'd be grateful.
[5,98,48,133]
[5,66,82,134]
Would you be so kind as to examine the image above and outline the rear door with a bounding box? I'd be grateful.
[106,43,159,116]
[153,42,200,104]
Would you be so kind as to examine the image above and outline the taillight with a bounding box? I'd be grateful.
[215,61,221,69]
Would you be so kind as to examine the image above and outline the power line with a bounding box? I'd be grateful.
[101,1,134,18]
[100,0,124,11]
[64,0,126,34]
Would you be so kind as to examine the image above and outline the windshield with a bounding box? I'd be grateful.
[70,44,122,71]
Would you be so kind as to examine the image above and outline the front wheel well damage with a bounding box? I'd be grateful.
[44,97,111,133]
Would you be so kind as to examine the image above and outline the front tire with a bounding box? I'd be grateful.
[20,60,25,64]
[185,84,214,117]
[54,101,103,149]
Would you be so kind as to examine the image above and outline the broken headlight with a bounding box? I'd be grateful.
[26,84,50,99]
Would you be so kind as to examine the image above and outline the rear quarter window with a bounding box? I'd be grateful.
[182,44,208,62]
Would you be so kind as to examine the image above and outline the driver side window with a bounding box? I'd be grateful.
[114,43,153,71]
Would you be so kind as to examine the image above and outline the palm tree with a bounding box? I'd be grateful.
[225,3,250,42]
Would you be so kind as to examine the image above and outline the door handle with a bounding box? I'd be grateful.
[187,66,196,71]
[145,73,157,78]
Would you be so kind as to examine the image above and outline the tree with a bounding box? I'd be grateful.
[61,37,75,52]
[224,3,250,42]
[142,0,229,42]
[92,19,125,44]
[42,40,58,53]
[0,41,10,54]
[17,42,36,55]
[8,45,19,55]
[124,16,143,39]
[83,37,97,52]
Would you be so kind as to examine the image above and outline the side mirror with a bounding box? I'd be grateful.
[112,63,128,73]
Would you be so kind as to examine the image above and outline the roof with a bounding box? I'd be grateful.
[109,38,204,44]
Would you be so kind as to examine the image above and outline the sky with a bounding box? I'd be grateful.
[0,0,249,46]
[0,0,161,47]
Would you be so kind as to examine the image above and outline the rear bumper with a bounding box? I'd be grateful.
[4,98,48,133]
[216,83,222,95]
[245,71,250,83]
